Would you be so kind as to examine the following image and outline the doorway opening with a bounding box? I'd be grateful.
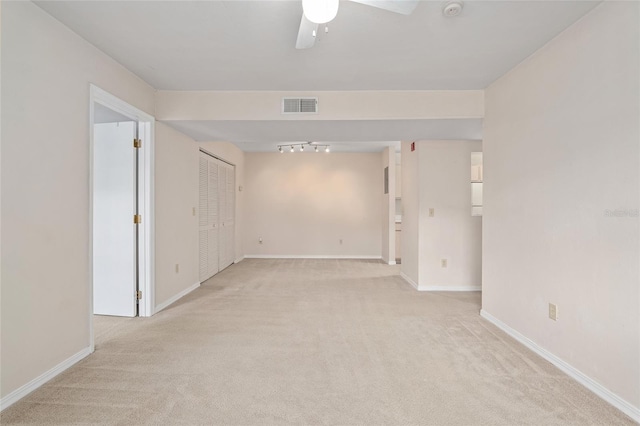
[89,85,155,351]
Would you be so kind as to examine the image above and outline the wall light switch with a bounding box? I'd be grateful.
[441,259,447,268]
[192,207,196,216]
[549,303,558,321]
[429,208,435,217]
[175,264,180,273]
[258,237,263,244]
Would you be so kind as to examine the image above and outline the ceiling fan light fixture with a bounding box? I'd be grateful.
[302,0,339,24]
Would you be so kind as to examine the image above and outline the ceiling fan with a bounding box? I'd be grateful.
[296,0,420,49]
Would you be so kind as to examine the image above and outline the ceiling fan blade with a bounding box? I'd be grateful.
[348,0,419,15]
[296,14,319,49]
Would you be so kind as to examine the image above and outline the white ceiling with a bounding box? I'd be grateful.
[36,0,599,151]
[36,0,599,91]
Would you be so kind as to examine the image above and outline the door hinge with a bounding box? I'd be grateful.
[133,138,142,148]
[136,290,142,300]
[134,214,142,224]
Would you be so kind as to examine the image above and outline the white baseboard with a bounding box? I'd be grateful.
[244,255,382,260]
[423,285,481,292]
[480,310,640,423]
[400,272,419,290]
[388,260,397,265]
[234,256,245,263]
[155,281,200,313]
[400,274,481,292]
[0,346,92,412]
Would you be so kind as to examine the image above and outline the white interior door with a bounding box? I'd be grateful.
[199,156,210,281]
[199,153,221,282]
[207,161,220,275]
[199,152,235,281]
[93,121,137,317]
[217,162,236,271]
[218,163,228,270]
[223,165,235,269]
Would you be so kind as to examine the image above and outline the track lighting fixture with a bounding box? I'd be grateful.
[277,142,331,154]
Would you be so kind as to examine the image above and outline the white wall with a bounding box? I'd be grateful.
[155,123,199,308]
[483,1,639,415]
[381,147,396,264]
[199,141,245,263]
[155,133,246,308]
[400,141,419,286]
[418,140,482,290]
[401,140,482,290]
[156,90,484,121]
[244,152,382,257]
[1,1,155,401]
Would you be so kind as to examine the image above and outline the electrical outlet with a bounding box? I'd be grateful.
[441,259,447,268]
[175,264,180,273]
[549,303,558,321]
[429,208,435,217]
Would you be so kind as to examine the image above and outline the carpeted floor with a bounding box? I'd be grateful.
[1,259,635,425]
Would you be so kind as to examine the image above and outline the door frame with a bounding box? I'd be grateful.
[89,85,155,350]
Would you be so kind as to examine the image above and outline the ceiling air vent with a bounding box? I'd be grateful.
[282,97,318,114]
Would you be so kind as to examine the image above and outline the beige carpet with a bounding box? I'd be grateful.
[1,259,635,425]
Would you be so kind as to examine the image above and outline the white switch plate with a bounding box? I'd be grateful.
[441,259,447,268]
[429,208,435,217]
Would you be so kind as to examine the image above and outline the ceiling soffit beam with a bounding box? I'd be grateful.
[155,90,484,122]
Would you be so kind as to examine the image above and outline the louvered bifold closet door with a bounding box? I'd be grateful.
[198,156,209,282]
[225,166,235,268]
[218,166,228,270]
[207,160,219,277]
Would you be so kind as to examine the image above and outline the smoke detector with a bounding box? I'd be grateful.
[442,1,463,17]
